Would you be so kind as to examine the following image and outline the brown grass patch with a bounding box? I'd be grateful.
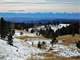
[16,35,47,40]
[27,52,80,60]
[57,34,80,45]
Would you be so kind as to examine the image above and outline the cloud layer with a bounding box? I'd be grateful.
[0,0,79,12]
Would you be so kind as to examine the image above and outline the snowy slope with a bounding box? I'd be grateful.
[0,30,80,60]
[0,38,45,60]
[0,39,23,60]
[0,38,80,60]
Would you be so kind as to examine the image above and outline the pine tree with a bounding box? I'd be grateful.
[7,33,13,46]
[0,17,7,39]
[0,17,10,39]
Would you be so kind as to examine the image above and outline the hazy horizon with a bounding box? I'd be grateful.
[0,0,80,12]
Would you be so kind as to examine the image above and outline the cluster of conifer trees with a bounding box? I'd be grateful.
[0,17,15,46]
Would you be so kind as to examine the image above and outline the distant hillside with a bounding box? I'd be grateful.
[0,12,80,24]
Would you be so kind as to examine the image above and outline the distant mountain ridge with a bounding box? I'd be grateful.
[0,12,80,24]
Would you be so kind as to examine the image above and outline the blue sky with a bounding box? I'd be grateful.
[0,0,80,12]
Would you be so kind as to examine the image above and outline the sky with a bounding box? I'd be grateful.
[0,0,80,12]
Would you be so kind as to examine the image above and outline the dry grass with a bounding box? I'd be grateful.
[57,34,80,45]
[16,36,29,40]
[16,33,80,42]
[16,35,47,40]
[27,52,80,60]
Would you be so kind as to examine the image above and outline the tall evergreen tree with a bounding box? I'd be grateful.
[0,17,6,39]
[0,17,10,39]
[7,33,13,46]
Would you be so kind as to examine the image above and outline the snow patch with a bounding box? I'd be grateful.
[52,44,80,57]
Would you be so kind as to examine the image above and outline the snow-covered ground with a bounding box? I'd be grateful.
[0,30,46,60]
[0,39,23,60]
[24,40,80,57]
[0,24,80,60]
[0,38,46,60]
[52,44,80,57]
[32,24,70,32]
[14,30,37,37]
[0,37,80,60]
